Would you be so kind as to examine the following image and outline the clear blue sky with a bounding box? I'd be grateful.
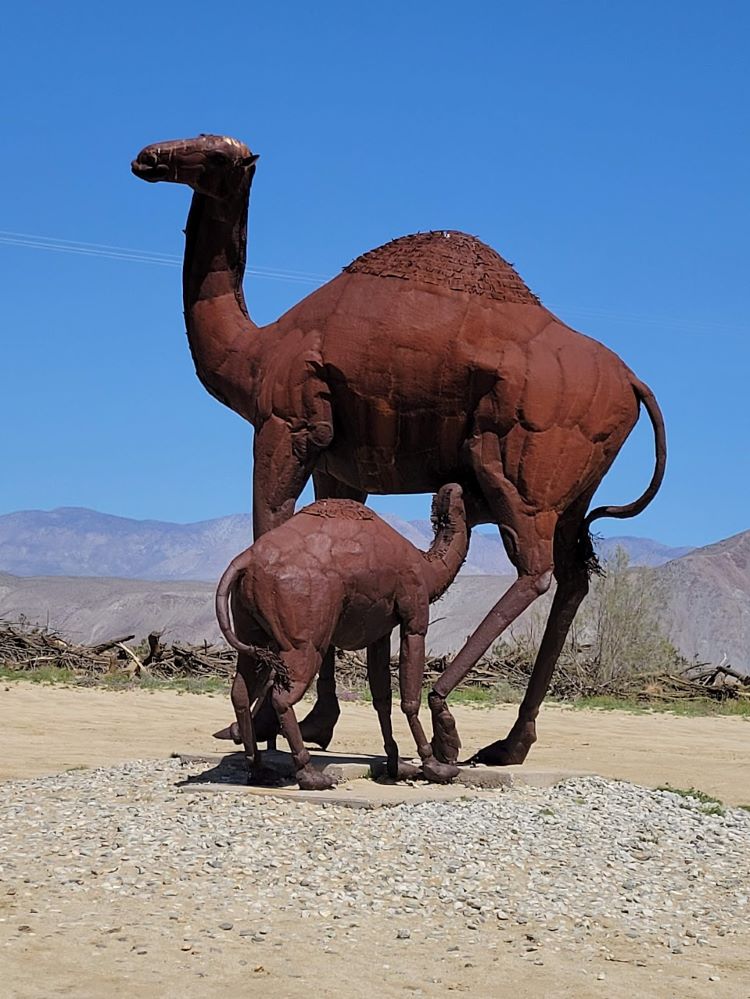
[1,2,748,547]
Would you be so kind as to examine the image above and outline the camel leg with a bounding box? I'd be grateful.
[398,626,459,784]
[215,684,279,748]
[252,415,329,537]
[214,599,280,749]
[428,427,557,764]
[428,572,552,763]
[271,647,335,791]
[297,470,368,747]
[231,663,278,785]
[470,534,590,766]
[312,469,367,506]
[366,634,420,781]
[230,668,256,767]
[298,646,340,750]
[252,691,281,751]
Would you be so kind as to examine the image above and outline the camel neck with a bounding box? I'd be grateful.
[422,510,470,603]
[182,173,261,418]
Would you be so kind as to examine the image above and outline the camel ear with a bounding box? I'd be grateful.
[243,153,260,168]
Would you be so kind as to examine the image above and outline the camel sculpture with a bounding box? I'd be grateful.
[215,484,468,789]
[132,134,666,767]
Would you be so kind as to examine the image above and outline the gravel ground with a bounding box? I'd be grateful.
[1,758,748,970]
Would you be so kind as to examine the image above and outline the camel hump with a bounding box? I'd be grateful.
[300,498,377,521]
[344,231,541,306]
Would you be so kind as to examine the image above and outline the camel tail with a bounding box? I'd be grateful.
[215,551,256,655]
[215,553,288,693]
[585,377,667,528]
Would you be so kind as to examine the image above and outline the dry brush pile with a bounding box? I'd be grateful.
[1,621,747,707]
[0,621,235,682]
[1,547,747,704]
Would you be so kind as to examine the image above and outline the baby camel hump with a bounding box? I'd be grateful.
[243,499,422,651]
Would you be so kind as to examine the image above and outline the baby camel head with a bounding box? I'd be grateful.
[431,483,466,535]
[131,134,259,199]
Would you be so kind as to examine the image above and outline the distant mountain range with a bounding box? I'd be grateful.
[0,507,746,671]
[0,507,694,581]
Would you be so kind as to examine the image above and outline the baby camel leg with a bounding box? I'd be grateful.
[298,469,367,748]
[231,664,272,784]
[271,647,334,792]
[399,628,459,784]
[215,602,279,748]
[366,635,420,781]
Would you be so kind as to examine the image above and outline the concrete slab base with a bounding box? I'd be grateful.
[174,749,591,808]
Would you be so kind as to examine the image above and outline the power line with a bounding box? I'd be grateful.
[0,235,179,268]
[0,228,744,334]
[0,230,179,260]
[0,229,329,286]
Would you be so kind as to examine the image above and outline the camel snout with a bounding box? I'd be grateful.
[131,151,169,182]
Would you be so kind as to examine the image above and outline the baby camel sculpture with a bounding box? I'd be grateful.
[214,485,468,790]
[133,134,666,767]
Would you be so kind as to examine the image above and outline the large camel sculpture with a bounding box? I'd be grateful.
[215,484,468,789]
[132,134,666,767]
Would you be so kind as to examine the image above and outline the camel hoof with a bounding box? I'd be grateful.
[297,768,335,791]
[469,739,531,767]
[429,696,461,765]
[213,722,242,744]
[298,710,340,751]
[387,760,421,781]
[300,728,334,751]
[422,758,460,784]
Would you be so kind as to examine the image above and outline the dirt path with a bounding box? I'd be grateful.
[1,681,749,999]
[1,682,747,803]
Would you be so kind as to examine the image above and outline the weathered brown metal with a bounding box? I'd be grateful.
[133,134,666,766]
[214,485,468,789]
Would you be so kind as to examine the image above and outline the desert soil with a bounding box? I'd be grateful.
[0,681,748,998]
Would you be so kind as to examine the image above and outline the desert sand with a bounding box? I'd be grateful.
[0,681,748,998]
[1,683,748,803]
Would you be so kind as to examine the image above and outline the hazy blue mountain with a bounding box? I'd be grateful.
[1,527,748,669]
[596,536,694,567]
[0,506,692,582]
[413,520,693,573]
[0,509,746,669]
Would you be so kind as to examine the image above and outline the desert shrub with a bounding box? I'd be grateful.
[572,547,681,686]
[489,547,684,699]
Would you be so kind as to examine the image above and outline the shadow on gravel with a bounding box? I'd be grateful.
[176,753,277,788]
[174,749,388,789]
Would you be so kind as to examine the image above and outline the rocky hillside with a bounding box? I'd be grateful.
[654,529,750,671]
[0,572,220,647]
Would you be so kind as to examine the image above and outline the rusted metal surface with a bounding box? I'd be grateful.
[214,485,468,789]
[132,134,666,768]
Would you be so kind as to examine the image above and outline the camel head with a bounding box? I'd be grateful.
[131,134,259,199]
[431,483,466,538]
